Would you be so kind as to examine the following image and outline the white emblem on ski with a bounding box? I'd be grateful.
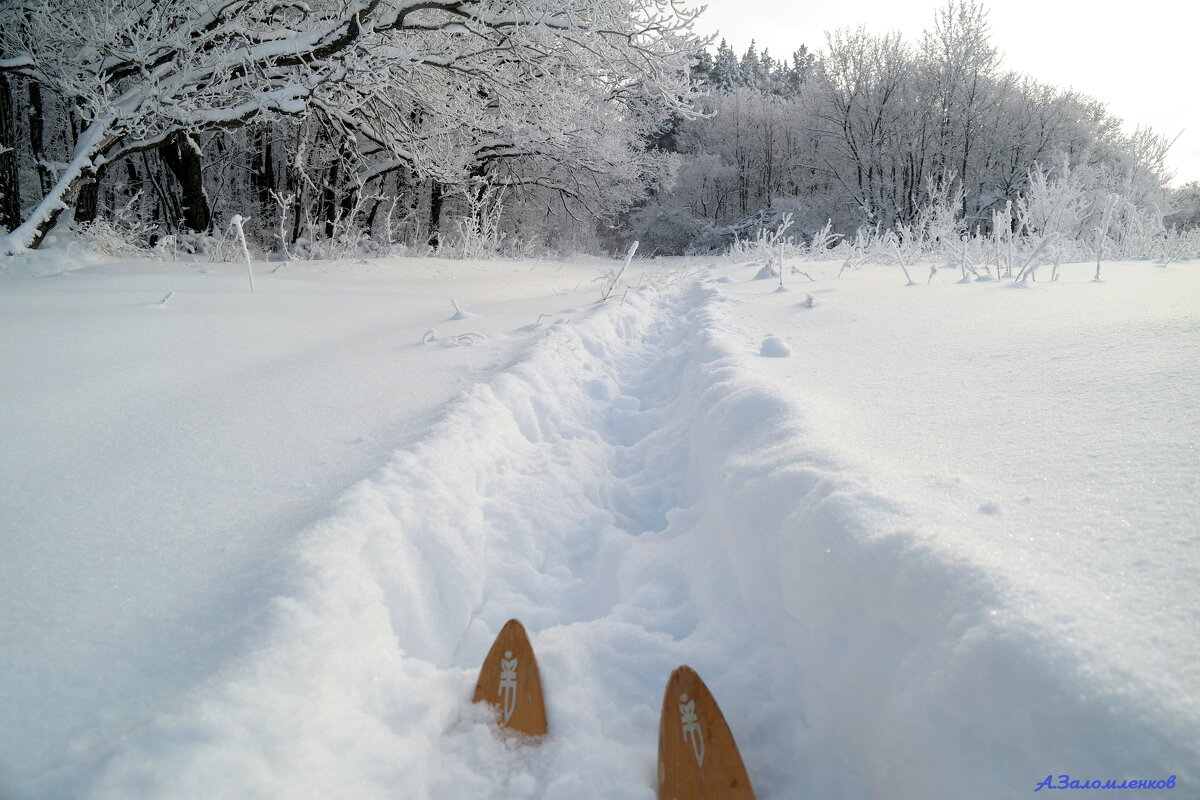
[679,693,704,767]
[499,650,518,724]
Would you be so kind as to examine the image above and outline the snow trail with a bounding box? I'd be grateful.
[79,281,707,798]
[82,276,1195,799]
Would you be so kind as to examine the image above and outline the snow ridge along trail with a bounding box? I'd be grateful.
[87,277,1192,799]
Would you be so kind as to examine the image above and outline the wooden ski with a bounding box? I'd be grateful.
[472,618,548,737]
[657,665,755,799]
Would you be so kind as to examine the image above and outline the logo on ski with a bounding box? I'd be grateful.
[679,693,704,767]
[499,651,518,724]
[658,666,755,798]
[473,619,546,737]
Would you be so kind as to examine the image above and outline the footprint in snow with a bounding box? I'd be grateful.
[422,329,487,347]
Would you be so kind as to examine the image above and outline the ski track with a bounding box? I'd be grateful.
[82,277,1195,799]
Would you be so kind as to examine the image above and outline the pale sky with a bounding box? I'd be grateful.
[689,0,1200,186]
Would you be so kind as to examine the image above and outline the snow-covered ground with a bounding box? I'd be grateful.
[1,253,1196,798]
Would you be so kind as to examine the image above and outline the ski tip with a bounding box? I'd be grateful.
[499,618,527,637]
[658,664,755,800]
[472,618,548,738]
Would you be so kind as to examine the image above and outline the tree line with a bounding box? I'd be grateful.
[630,1,1181,255]
[0,1,1187,259]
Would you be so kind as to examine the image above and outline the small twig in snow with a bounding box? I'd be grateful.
[600,240,638,300]
[1015,233,1060,283]
[229,214,255,293]
[891,243,917,286]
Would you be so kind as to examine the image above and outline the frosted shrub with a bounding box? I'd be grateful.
[889,223,923,271]
[1155,228,1200,264]
[447,184,507,260]
[1015,233,1060,283]
[916,184,965,253]
[728,213,799,265]
[807,219,843,257]
[75,218,149,257]
[889,182,965,263]
[305,184,379,261]
[833,227,880,275]
[1022,162,1092,241]
[1113,201,1165,259]
[74,193,155,256]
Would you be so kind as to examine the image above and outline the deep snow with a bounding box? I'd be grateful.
[0,253,1196,798]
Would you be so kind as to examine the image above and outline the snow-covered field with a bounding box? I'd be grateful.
[1,253,1196,798]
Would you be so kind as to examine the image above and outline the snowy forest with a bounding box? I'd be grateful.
[0,0,1196,260]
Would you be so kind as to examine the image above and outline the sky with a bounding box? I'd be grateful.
[688,0,1199,187]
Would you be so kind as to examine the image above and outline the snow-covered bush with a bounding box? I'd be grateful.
[1154,227,1200,263]
[624,205,719,256]
[444,185,507,260]
[73,194,156,256]
[892,182,965,267]
[1164,182,1200,230]
[728,213,799,264]
[74,218,151,258]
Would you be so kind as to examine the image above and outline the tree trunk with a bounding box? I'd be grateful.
[158,133,212,232]
[428,180,444,249]
[27,82,51,199]
[252,127,274,210]
[73,177,100,226]
[1,119,116,252]
[364,195,382,233]
[0,75,21,232]
[321,159,340,239]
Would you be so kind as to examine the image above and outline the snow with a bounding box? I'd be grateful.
[1,253,1197,798]
[758,333,791,357]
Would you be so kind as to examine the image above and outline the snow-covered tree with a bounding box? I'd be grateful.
[1165,181,1200,229]
[919,0,1001,220]
[0,0,701,252]
[633,0,1177,254]
[709,39,741,92]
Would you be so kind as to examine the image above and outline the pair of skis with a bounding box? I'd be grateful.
[472,619,755,799]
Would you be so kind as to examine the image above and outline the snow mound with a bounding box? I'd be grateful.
[0,243,111,279]
[759,334,792,357]
[449,298,479,320]
[752,263,778,280]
